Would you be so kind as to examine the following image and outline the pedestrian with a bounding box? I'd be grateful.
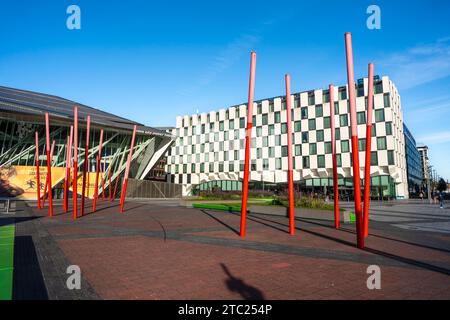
[439,192,444,209]
[419,191,424,202]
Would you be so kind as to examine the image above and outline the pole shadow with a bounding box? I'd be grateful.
[220,263,265,300]
[200,210,240,236]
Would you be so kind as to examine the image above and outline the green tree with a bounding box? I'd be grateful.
[437,178,447,192]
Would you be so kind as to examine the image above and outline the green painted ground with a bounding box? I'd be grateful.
[0,224,14,300]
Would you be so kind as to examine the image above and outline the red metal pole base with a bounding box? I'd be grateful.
[73,163,78,220]
[120,178,129,213]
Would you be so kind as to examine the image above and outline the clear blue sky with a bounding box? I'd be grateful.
[1,0,449,180]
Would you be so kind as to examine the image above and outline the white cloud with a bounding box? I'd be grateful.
[417,131,450,145]
[379,37,450,90]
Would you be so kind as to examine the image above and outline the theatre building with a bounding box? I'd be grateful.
[0,86,174,199]
[166,75,411,199]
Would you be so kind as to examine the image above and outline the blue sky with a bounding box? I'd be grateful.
[1,0,449,180]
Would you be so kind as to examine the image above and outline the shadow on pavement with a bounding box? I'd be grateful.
[220,263,265,300]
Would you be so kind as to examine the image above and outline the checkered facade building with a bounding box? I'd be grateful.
[166,75,408,198]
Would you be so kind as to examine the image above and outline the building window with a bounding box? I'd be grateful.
[256,127,262,137]
[263,159,269,170]
[334,102,339,114]
[275,135,281,146]
[308,91,315,105]
[281,99,286,110]
[309,143,317,155]
[257,148,262,158]
[269,147,275,157]
[375,109,385,122]
[262,114,268,125]
[294,121,301,132]
[341,140,350,153]
[229,163,234,172]
[323,91,330,103]
[383,93,390,108]
[357,111,366,124]
[316,130,324,142]
[340,114,348,127]
[268,125,274,135]
[308,119,316,130]
[269,100,274,112]
[257,103,262,114]
[377,137,387,150]
[301,107,308,119]
[302,132,309,143]
[318,155,325,168]
[303,156,310,169]
[229,120,234,129]
[263,136,268,147]
[275,112,281,123]
[281,123,287,134]
[385,122,392,135]
[315,104,323,117]
[276,158,282,170]
[358,138,366,151]
[371,151,378,165]
[282,146,288,157]
[324,116,331,129]
[252,115,256,126]
[240,117,245,128]
[200,163,204,173]
[336,154,342,167]
[294,97,300,108]
[219,121,224,131]
[374,81,383,94]
[335,128,340,140]
[338,87,347,100]
[388,150,395,165]
[325,142,332,154]
[295,145,301,156]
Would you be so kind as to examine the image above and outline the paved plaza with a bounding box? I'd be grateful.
[2,199,450,300]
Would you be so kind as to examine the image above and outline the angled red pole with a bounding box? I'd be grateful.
[73,106,79,220]
[42,140,55,208]
[112,174,120,201]
[330,84,340,229]
[285,74,295,235]
[120,125,137,213]
[65,126,73,212]
[101,155,106,200]
[345,32,364,249]
[44,113,53,217]
[108,168,112,200]
[363,63,374,238]
[92,129,104,213]
[240,51,256,238]
[63,132,70,213]
[35,131,41,209]
[81,115,90,216]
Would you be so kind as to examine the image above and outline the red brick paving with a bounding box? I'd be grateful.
[29,200,450,299]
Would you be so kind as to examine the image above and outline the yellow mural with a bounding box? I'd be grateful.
[0,165,102,200]
[0,165,65,200]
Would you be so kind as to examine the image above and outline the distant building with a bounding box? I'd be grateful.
[166,75,411,199]
[417,145,430,184]
[403,124,423,195]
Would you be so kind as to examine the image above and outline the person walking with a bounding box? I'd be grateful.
[439,192,444,209]
[419,191,424,202]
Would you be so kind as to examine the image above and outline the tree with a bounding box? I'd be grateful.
[437,178,447,192]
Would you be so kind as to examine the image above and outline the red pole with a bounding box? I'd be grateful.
[330,84,340,229]
[363,63,374,238]
[73,106,78,220]
[108,168,112,201]
[42,141,55,209]
[345,32,364,249]
[35,131,41,209]
[44,113,53,217]
[63,133,70,212]
[112,175,119,201]
[120,125,137,213]
[101,155,106,201]
[285,74,295,235]
[240,51,256,238]
[81,115,90,216]
[92,129,104,213]
[66,126,73,212]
